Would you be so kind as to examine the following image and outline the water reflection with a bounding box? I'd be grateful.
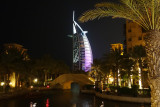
[72,103,76,107]
[30,102,37,107]
[71,92,91,107]
[46,98,49,107]
[94,96,150,107]
[0,90,151,107]
[100,101,104,107]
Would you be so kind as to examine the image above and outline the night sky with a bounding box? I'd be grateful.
[1,0,125,68]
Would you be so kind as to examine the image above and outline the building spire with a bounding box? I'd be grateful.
[73,10,77,34]
[73,10,75,22]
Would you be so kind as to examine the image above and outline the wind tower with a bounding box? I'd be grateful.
[71,11,93,72]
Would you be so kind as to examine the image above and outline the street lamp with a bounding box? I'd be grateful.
[1,82,5,86]
[33,78,38,83]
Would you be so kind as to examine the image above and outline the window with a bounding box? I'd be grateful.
[138,36,142,40]
[128,29,131,32]
[128,38,132,41]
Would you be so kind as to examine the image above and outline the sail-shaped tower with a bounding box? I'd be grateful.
[72,11,93,72]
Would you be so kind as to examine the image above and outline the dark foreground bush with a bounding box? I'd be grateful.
[118,87,131,96]
[131,85,139,97]
[117,85,139,97]
[83,85,94,90]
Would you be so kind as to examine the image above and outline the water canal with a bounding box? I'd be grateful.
[0,90,151,107]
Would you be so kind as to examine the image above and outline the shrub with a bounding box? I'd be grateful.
[83,84,94,90]
[118,87,131,96]
[117,85,139,97]
[131,85,139,97]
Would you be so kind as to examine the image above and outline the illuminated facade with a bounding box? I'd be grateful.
[4,43,30,60]
[111,43,123,51]
[126,20,146,52]
[125,21,148,89]
[72,11,93,72]
[110,43,123,56]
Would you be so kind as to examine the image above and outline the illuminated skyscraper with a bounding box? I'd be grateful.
[71,11,93,72]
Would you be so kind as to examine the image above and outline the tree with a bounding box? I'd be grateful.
[33,54,56,85]
[91,59,103,82]
[132,45,148,89]
[0,46,29,89]
[109,48,123,86]
[79,0,160,106]
[33,54,70,86]
[100,57,111,86]
[120,54,136,88]
[51,60,70,80]
[90,59,104,90]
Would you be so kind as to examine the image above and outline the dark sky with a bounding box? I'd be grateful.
[1,0,125,68]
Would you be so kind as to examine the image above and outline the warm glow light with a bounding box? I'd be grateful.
[109,78,114,82]
[33,78,38,83]
[9,72,16,87]
[1,82,5,86]
[30,85,33,88]
[138,67,142,89]
[139,79,142,89]
[88,77,95,83]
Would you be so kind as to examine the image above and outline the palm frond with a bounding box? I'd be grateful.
[79,3,138,22]
[79,8,109,22]
[79,0,160,30]
[121,0,152,30]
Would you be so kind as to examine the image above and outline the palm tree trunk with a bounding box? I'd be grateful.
[116,69,119,86]
[44,72,47,86]
[149,77,160,107]
[128,72,131,88]
[114,71,116,86]
[145,30,160,107]
[106,74,109,85]
[15,73,19,88]
[3,75,6,93]
[128,77,131,88]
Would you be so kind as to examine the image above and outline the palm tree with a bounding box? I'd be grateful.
[100,54,112,86]
[91,59,103,82]
[52,60,70,77]
[132,45,148,89]
[109,48,123,86]
[120,54,135,88]
[33,54,56,85]
[91,59,104,90]
[79,0,160,106]
[33,54,70,86]
[0,47,29,90]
